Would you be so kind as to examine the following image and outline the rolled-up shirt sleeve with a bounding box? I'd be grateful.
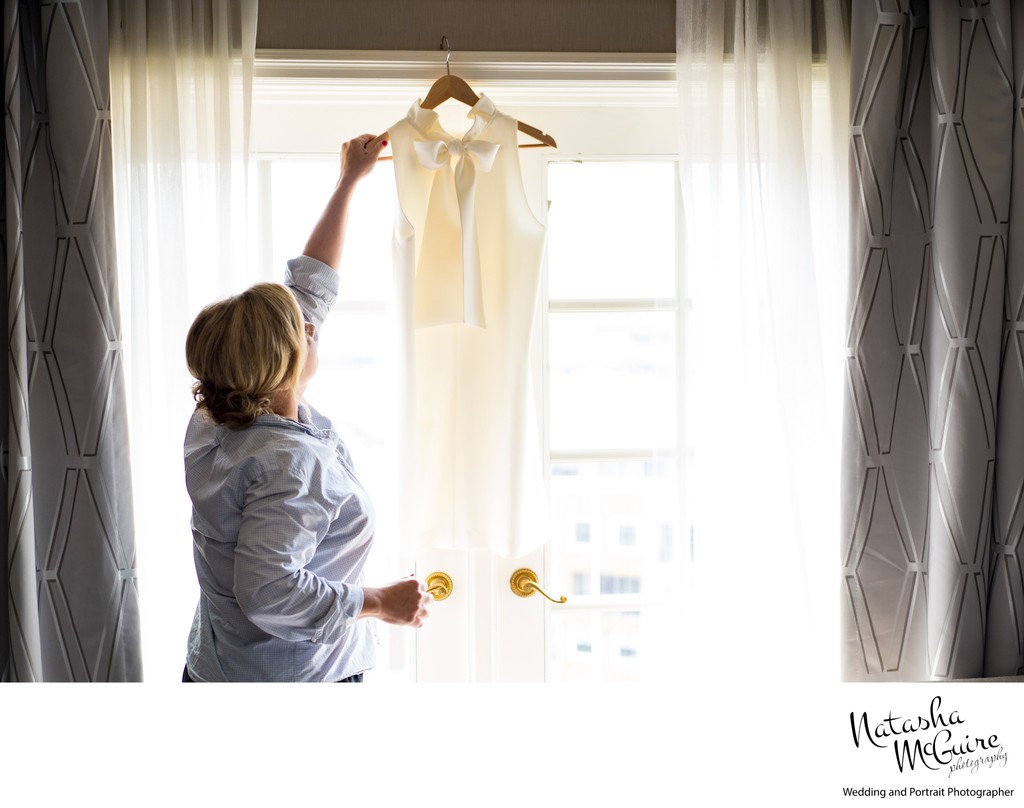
[235,466,363,644]
[285,255,339,334]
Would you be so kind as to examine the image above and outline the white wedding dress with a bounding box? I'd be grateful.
[388,95,548,558]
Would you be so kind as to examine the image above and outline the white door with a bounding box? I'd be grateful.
[251,55,687,681]
[412,546,548,682]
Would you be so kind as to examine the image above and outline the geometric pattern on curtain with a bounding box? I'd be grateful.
[2,0,141,681]
[842,0,1023,681]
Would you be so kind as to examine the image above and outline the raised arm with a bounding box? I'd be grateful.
[302,134,387,271]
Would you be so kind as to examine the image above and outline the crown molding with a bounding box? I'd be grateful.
[254,49,677,106]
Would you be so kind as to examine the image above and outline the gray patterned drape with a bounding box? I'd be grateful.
[843,0,1024,680]
[2,0,141,681]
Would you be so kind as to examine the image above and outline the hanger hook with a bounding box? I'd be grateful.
[440,34,451,76]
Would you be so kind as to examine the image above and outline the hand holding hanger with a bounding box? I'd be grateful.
[344,134,388,180]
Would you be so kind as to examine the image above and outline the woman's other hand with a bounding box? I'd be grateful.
[361,577,431,627]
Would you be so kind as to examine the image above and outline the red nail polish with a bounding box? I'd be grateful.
[382,140,388,148]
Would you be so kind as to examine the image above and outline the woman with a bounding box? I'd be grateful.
[181,134,429,682]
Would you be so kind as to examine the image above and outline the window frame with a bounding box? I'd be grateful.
[541,155,688,630]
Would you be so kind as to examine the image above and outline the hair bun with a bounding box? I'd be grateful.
[193,381,272,429]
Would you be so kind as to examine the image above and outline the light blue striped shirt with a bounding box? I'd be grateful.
[184,256,376,682]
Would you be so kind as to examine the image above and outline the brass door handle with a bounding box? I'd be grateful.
[510,568,566,604]
[425,571,453,601]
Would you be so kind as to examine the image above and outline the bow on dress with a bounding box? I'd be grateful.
[413,137,500,172]
[412,135,501,329]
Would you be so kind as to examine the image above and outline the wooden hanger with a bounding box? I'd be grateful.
[366,36,557,156]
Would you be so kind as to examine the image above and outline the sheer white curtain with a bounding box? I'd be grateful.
[676,0,849,681]
[109,0,259,679]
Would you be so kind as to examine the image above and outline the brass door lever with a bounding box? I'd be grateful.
[510,568,567,604]
[425,571,454,601]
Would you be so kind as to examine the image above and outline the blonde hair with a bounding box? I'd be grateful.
[185,283,307,429]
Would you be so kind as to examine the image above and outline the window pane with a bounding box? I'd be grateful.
[305,311,395,456]
[548,312,676,452]
[548,460,679,601]
[547,161,676,300]
[547,610,646,682]
[269,160,395,300]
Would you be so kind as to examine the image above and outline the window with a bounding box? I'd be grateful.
[659,523,674,562]
[545,160,684,682]
[600,576,641,595]
[250,53,686,683]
